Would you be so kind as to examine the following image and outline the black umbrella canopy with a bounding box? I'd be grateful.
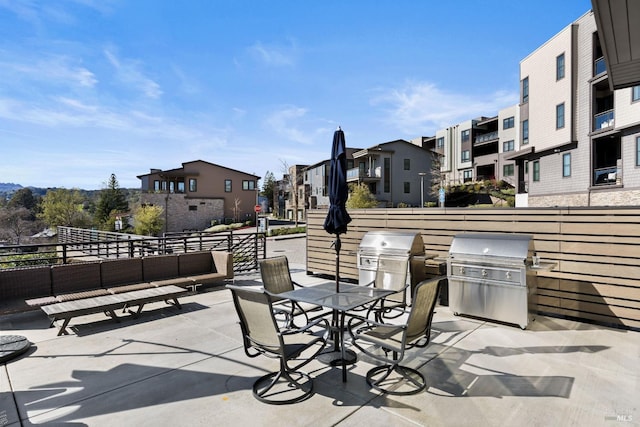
[323,127,352,235]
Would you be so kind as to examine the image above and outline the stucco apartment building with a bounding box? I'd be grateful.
[436,10,640,207]
[137,160,260,232]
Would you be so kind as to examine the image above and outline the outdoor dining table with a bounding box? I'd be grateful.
[277,281,395,382]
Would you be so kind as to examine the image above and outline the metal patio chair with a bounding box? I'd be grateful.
[227,284,329,405]
[348,277,444,395]
[259,256,325,328]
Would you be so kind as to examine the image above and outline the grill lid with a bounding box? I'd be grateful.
[449,233,532,261]
[358,230,425,256]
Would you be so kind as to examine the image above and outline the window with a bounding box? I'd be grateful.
[189,205,197,211]
[461,150,470,162]
[522,77,529,103]
[556,53,565,80]
[563,153,571,177]
[636,136,640,166]
[463,170,473,182]
[177,181,185,193]
[556,103,565,129]
[243,180,256,190]
[154,180,160,191]
[404,159,410,170]
[225,179,232,192]
[461,129,470,143]
[522,119,529,144]
[189,178,197,192]
[503,140,515,152]
[503,164,514,176]
[503,116,514,129]
[403,182,410,193]
[533,160,540,182]
[436,137,444,148]
[633,85,640,102]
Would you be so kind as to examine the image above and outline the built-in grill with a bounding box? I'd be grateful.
[357,230,426,297]
[447,233,537,329]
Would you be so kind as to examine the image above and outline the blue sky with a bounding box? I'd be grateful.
[1,0,591,190]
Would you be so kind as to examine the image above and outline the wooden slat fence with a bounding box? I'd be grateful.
[306,207,640,330]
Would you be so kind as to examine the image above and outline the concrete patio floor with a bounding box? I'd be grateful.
[1,257,639,426]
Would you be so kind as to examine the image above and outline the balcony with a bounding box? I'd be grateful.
[593,166,619,186]
[474,131,499,145]
[593,109,614,131]
[347,166,381,182]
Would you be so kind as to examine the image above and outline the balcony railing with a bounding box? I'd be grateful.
[474,131,499,145]
[593,109,614,131]
[593,166,618,186]
[347,167,381,181]
[594,56,606,76]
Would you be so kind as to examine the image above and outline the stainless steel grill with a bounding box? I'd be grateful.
[357,230,426,297]
[447,233,537,329]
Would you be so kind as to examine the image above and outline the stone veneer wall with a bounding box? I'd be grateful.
[140,193,224,232]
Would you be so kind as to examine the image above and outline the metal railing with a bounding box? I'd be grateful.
[593,166,618,186]
[1,227,267,272]
[593,109,614,131]
[474,131,498,145]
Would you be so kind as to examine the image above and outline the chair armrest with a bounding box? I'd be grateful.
[281,317,330,335]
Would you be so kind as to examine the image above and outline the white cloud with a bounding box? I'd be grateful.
[372,81,519,135]
[0,55,97,88]
[248,41,296,67]
[104,48,163,99]
[264,106,316,145]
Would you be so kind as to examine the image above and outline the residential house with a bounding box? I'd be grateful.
[346,140,436,207]
[510,11,640,207]
[274,164,307,222]
[137,160,260,232]
[303,148,360,214]
[433,10,640,207]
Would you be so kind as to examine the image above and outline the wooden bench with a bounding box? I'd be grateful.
[41,285,188,336]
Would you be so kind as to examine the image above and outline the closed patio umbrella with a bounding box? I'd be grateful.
[323,127,351,293]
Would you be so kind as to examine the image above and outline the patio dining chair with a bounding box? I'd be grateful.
[259,256,325,327]
[348,276,445,395]
[227,284,329,405]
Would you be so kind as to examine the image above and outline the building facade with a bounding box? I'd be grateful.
[346,140,437,207]
[514,11,640,207]
[137,160,260,232]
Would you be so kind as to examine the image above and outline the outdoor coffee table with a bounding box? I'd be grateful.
[278,281,394,382]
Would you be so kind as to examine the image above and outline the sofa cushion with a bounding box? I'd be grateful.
[51,262,102,295]
[142,254,179,282]
[0,266,52,299]
[101,258,144,288]
[178,251,213,276]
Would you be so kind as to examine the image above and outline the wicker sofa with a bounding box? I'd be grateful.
[0,250,234,309]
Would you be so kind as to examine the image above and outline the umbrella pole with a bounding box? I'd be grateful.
[334,235,341,293]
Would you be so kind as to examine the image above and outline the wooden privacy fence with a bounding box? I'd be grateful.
[306,207,640,330]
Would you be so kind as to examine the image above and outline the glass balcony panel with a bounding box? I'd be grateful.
[594,57,606,76]
[593,110,614,131]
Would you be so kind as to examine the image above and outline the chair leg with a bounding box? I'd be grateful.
[366,363,426,396]
[252,361,314,405]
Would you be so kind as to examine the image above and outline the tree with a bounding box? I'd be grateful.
[8,188,39,219]
[261,170,276,212]
[134,205,164,236]
[0,206,40,244]
[346,183,377,209]
[429,151,445,200]
[95,174,129,230]
[38,188,91,228]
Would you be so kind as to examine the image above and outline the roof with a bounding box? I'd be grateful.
[137,160,261,180]
[592,0,640,90]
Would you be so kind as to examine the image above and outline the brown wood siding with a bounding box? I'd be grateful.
[306,207,640,329]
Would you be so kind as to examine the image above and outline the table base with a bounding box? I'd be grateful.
[317,349,357,366]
